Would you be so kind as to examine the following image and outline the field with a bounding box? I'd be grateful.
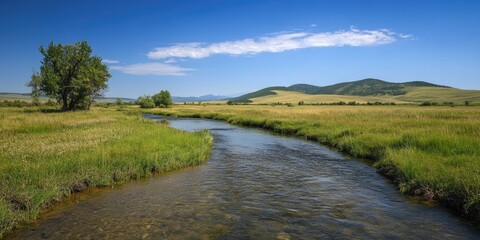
[0,93,33,102]
[250,90,412,104]
[145,104,480,222]
[399,87,480,103]
[0,106,212,237]
[0,93,134,104]
[244,87,480,105]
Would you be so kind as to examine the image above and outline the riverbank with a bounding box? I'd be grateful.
[0,107,212,238]
[144,105,480,224]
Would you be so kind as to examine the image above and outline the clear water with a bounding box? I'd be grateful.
[9,116,479,239]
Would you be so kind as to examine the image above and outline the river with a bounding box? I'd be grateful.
[9,116,479,239]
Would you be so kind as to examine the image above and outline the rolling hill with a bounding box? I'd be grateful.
[231,78,478,104]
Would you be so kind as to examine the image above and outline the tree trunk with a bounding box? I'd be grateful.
[62,95,68,111]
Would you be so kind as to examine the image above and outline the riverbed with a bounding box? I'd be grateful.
[9,116,479,239]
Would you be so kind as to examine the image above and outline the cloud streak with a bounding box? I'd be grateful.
[109,62,194,76]
[102,59,120,64]
[147,28,408,59]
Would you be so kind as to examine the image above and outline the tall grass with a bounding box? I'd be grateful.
[0,107,212,238]
[145,105,480,223]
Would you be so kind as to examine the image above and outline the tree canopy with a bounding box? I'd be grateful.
[28,41,111,111]
[152,90,173,107]
[136,95,155,108]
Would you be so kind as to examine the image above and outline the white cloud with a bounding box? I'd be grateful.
[102,59,120,64]
[147,28,410,59]
[109,62,194,76]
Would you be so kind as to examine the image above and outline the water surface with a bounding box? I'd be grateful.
[10,116,479,239]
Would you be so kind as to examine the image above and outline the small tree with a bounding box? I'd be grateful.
[115,98,123,106]
[137,95,155,108]
[27,41,111,111]
[152,90,173,107]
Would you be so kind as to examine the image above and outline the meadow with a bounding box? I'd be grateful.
[0,106,212,238]
[249,90,412,104]
[145,104,480,222]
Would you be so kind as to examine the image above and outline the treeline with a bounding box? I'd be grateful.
[420,101,476,106]
[136,90,172,108]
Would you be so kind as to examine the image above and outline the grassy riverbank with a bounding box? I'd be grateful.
[0,107,212,238]
[145,105,480,223]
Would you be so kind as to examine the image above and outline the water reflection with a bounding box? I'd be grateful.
[10,116,479,239]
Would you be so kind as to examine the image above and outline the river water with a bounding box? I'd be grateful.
[10,116,479,239]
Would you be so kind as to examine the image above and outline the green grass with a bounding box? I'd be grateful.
[399,87,480,103]
[144,104,480,223]
[0,106,212,238]
[249,90,413,104]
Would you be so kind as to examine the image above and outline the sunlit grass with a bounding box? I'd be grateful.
[250,90,412,104]
[145,104,480,222]
[0,107,212,238]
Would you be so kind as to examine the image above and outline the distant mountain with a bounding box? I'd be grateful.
[172,94,229,103]
[232,78,450,102]
[95,97,136,103]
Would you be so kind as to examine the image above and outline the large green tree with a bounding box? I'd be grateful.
[28,41,111,111]
[152,90,173,107]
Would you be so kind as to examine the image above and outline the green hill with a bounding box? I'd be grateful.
[231,86,288,102]
[232,78,452,102]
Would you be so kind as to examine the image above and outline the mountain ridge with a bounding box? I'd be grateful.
[232,78,451,102]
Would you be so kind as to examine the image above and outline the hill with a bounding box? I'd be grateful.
[245,87,480,105]
[231,78,458,103]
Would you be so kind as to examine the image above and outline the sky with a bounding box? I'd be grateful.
[0,0,479,98]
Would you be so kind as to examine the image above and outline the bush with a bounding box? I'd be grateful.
[136,96,155,108]
[45,99,58,106]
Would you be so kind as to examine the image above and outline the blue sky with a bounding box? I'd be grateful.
[1,0,479,98]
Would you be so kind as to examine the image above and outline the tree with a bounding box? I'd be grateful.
[152,90,173,107]
[136,95,155,108]
[115,98,123,106]
[27,41,111,111]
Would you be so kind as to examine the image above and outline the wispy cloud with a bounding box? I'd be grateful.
[164,59,177,64]
[102,59,120,64]
[147,28,410,59]
[109,63,194,76]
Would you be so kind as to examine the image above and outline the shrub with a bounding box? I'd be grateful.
[136,96,155,108]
